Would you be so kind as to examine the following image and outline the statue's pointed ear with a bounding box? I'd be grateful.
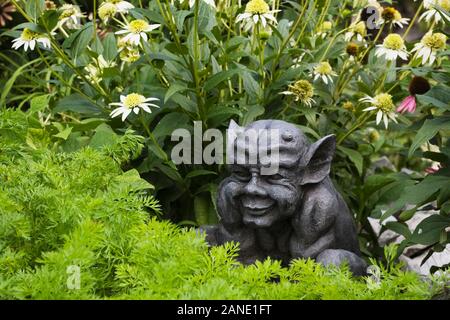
[301,134,336,185]
[228,119,240,131]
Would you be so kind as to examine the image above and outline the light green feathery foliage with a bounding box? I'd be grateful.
[0,109,445,300]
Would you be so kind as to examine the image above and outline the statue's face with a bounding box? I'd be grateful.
[229,164,302,228]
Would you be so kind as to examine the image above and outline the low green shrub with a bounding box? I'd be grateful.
[0,113,444,299]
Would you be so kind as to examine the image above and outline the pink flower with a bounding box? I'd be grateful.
[425,166,441,174]
[397,95,416,113]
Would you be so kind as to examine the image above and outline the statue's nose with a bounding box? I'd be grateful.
[243,174,267,197]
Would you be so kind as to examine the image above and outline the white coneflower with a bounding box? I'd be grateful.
[189,0,216,8]
[311,61,337,85]
[117,36,141,63]
[360,93,398,129]
[236,0,279,31]
[106,0,134,12]
[115,19,160,46]
[420,0,450,24]
[281,80,315,107]
[98,2,117,22]
[84,55,117,83]
[11,28,51,52]
[57,4,85,29]
[375,33,409,61]
[109,93,160,121]
[119,47,140,63]
[411,32,447,65]
[379,7,409,28]
[344,21,367,42]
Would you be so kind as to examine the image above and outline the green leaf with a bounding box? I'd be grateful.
[153,112,190,139]
[53,126,73,140]
[112,169,154,192]
[185,170,217,179]
[170,93,198,113]
[295,125,320,139]
[53,94,102,115]
[148,143,168,161]
[63,23,94,58]
[242,72,262,100]
[25,0,45,21]
[89,124,118,149]
[399,207,417,222]
[385,221,412,238]
[363,174,397,197]
[29,94,50,114]
[204,69,239,91]
[38,9,59,31]
[197,1,217,33]
[70,118,106,132]
[12,22,44,33]
[409,215,450,245]
[338,146,363,176]
[0,59,40,108]
[409,117,450,157]
[417,85,450,109]
[241,104,264,126]
[155,163,183,182]
[174,10,192,32]
[103,33,118,61]
[381,175,450,221]
[164,83,188,103]
[207,105,242,128]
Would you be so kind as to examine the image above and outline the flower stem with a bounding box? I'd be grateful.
[337,111,372,145]
[402,2,424,40]
[269,0,308,79]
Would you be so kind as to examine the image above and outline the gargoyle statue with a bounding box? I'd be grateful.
[203,120,367,276]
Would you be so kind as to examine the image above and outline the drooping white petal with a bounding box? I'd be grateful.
[141,105,151,113]
[147,24,161,31]
[376,110,383,124]
[260,15,267,28]
[383,114,389,129]
[121,109,132,121]
[109,102,124,107]
[144,97,160,102]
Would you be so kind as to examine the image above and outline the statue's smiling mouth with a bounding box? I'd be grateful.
[240,196,275,216]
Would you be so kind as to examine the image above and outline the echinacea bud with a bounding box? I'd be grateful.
[381,7,397,21]
[343,101,355,111]
[342,9,352,18]
[346,43,359,56]
[369,129,380,143]
[408,76,430,96]
[45,0,56,10]
[259,31,271,40]
[321,21,332,31]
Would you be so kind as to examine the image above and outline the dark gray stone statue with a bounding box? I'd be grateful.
[203,120,367,276]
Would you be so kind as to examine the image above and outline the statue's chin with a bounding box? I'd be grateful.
[242,209,277,228]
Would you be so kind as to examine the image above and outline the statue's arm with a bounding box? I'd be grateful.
[301,227,335,258]
[291,193,337,259]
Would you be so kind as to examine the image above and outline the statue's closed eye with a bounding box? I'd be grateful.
[266,174,284,181]
[233,170,251,182]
